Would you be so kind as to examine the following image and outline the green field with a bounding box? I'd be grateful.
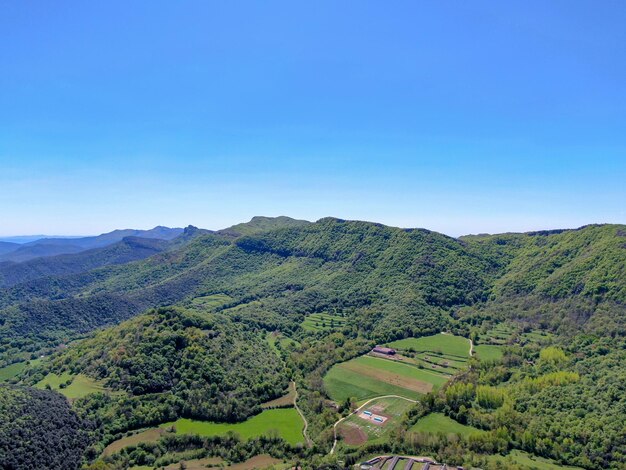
[0,362,27,382]
[475,344,504,361]
[36,372,109,399]
[338,396,414,447]
[163,408,304,446]
[190,293,233,310]
[410,413,485,437]
[266,332,300,355]
[489,450,584,470]
[301,312,346,332]
[324,355,448,402]
[386,333,471,358]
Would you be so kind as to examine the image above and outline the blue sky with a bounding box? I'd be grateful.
[1,1,625,236]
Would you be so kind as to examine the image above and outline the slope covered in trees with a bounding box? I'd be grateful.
[0,385,89,470]
[1,217,626,468]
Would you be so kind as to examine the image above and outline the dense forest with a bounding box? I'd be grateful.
[0,217,625,469]
[0,385,89,469]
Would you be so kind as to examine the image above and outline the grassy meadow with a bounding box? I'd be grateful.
[163,408,304,446]
[489,450,584,470]
[35,372,109,399]
[410,413,485,437]
[0,362,27,382]
[475,344,504,361]
[386,333,471,358]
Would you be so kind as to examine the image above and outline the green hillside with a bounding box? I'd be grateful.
[2,218,626,469]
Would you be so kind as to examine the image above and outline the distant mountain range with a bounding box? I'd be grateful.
[0,226,184,263]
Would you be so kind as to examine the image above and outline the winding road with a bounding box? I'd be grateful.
[292,382,313,448]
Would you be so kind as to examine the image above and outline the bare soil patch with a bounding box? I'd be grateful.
[339,422,368,446]
[261,381,296,408]
[103,428,167,456]
[228,454,283,469]
[164,457,224,469]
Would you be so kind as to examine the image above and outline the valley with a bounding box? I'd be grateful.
[1,218,625,469]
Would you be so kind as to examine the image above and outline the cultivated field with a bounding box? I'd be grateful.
[301,312,346,332]
[383,333,472,374]
[103,428,169,456]
[163,408,304,446]
[324,355,448,402]
[410,413,485,437]
[337,397,414,446]
[162,457,224,469]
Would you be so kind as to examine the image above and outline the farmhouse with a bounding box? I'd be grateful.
[372,346,396,355]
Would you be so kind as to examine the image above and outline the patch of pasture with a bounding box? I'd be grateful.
[190,293,233,310]
[36,372,109,399]
[35,371,73,389]
[163,408,304,446]
[266,332,300,356]
[410,413,485,437]
[301,312,346,332]
[488,450,584,470]
[0,362,27,382]
[386,333,471,359]
[475,344,504,361]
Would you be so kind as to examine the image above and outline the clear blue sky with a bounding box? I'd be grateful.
[1,1,625,236]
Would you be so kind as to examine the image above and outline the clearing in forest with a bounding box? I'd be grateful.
[162,408,304,446]
[475,344,504,361]
[35,372,110,399]
[301,312,347,332]
[0,362,27,382]
[386,333,471,358]
[488,450,584,470]
[383,333,472,374]
[410,413,485,437]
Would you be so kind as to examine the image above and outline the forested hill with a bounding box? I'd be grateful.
[2,217,626,469]
[461,224,626,334]
[0,218,497,363]
[0,218,624,364]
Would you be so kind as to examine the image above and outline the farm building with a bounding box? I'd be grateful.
[373,346,396,355]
